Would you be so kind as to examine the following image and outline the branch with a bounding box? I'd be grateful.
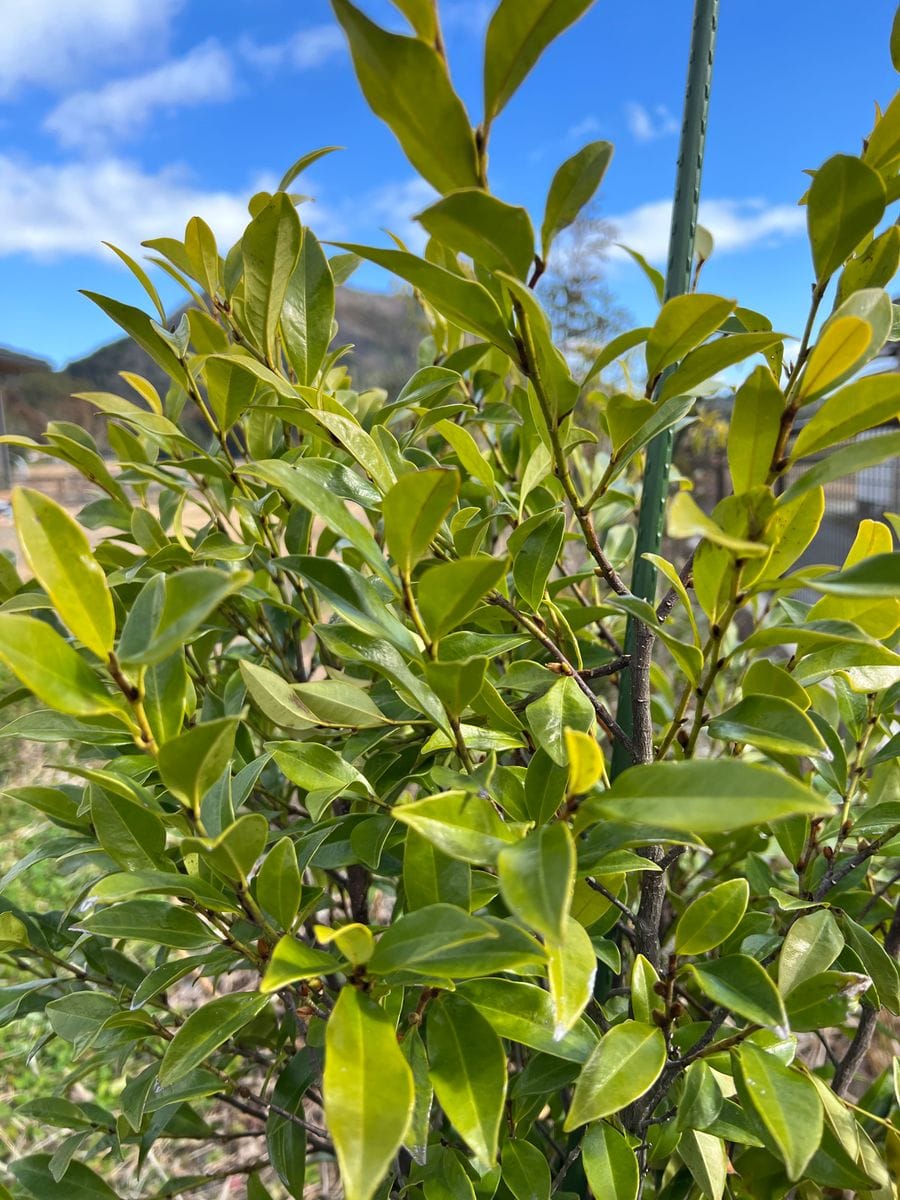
[488,593,634,755]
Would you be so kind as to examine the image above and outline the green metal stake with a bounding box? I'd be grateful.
[611,0,720,777]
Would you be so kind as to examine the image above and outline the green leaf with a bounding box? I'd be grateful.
[793,374,900,459]
[782,430,900,503]
[565,727,605,795]
[332,0,479,193]
[158,717,237,813]
[547,915,597,1038]
[324,987,415,1200]
[390,0,437,40]
[808,551,900,599]
[526,676,594,766]
[502,1139,552,1200]
[80,900,217,949]
[582,1122,639,1200]
[369,904,495,976]
[733,1042,823,1180]
[841,913,900,1013]
[675,879,749,956]
[159,993,269,1085]
[383,467,460,575]
[727,365,785,494]
[435,419,497,491]
[12,488,114,659]
[403,827,471,911]
[457,978,596,1062]
[657,332,786,403]
[272,741,372,817]
[591,761,828,833]
[242,192,302,363]
[393,791,527,864]
[645,295,736,381]
[424,656,487,718]
[513,512,565,609]
[807,154,886,282]
[686,956,787,1029]
[707,695,827,757]
[0,614,126,720]
[401,1028,432,1166]
[10,1155,121,1199]
[564,1020,667,1130]
[418,556,508,641]
[242,459,393,583]
[484,0,596,123]
[334,243,516,355]
[293,556,417,654]
[81,290,191,391]
[668,492,768,557]
[90,789,167,872]
[541,140,613,259]
[117,568,251,667]
[46,992,118,1049]
[497,823,574,942]
[583,326,651,386]
[261,936,341,991]
[256,837,302,929]
[427,993,507,1168]
[777,909,844,995]
[282,226,335,385]
[417,189,535,279]
[679,1129,727,1200]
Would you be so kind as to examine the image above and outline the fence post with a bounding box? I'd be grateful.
[611,0,720,777]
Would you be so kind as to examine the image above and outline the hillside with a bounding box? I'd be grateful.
[0,287,424,443]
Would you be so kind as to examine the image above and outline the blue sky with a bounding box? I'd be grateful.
[0,0,897,368]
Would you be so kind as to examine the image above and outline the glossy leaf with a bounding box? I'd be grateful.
[675,879,749,956]
[733,1042,823,1180]
[417,190,535,279]
[418,557,508,641]
[393,791,527,864]
[383,467,460,575]
[497,823,574,942]
[645,294,736,381]
[707,695,827,757]
[159,993,269,1085]
[158,718,237,812]
[541,140,613,258]
[282,226,335,385]
[686,955,787,1029]
[242,192,302,363]
[0,614,125,720]
[591,761,827,832]
[547,914,597,1038]
[807,153,886,282]
[13,488,114,659]
[427,993,507,1168]
[564,1020,667,1130]
[332,0,480,194]
[582,1122,639,1200]
[323,987,415,1200]
[484,0,596,122]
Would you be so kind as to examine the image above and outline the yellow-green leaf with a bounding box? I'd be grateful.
[13,487,114,659]
[323,988,415,1200]
[564,1020,667,1130]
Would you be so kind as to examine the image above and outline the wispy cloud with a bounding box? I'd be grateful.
[238,26,346,71]
[0,155,260,260]
[610,197,805,262]
[0,0,182,98]
[44,42,234,151]
[625,102,679,143]
[442,1,493,35]
[567,116,602,142]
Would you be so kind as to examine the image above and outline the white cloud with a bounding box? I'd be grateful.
[0,154,436,265]
[0,0,182,98]
[0,155,259,260]
[239,26,345,72]
[44,42,234,151]
[610,198,806,262]
[567,116,602,142]
[625,102,679,143]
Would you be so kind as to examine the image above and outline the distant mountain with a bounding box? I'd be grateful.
[0,287,425,444]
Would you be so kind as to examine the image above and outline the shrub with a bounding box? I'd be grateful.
[1,2,899,1197]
